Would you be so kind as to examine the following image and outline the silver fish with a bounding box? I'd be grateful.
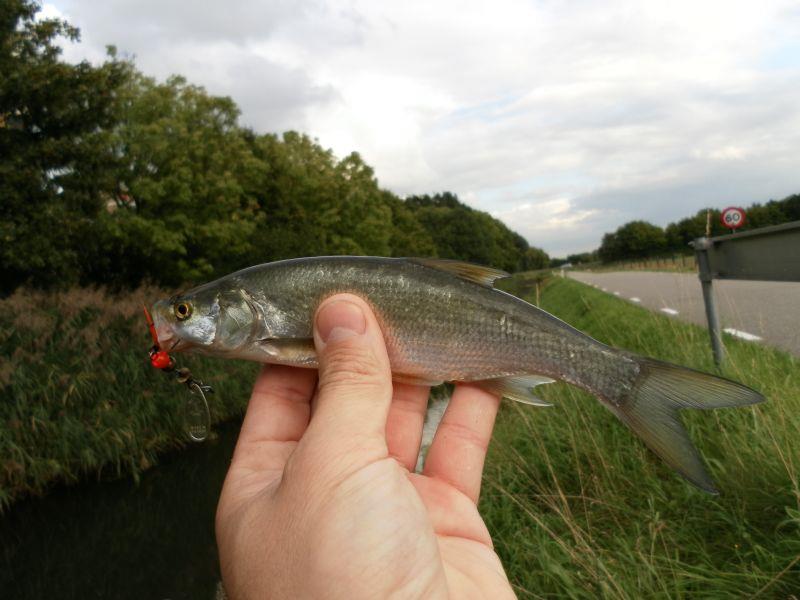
[151,256,763,492]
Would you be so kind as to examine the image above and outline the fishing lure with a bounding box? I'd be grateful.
[143,305,213,441]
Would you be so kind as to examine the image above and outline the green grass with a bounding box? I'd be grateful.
[481,276,800,598]
[0,287,258,510]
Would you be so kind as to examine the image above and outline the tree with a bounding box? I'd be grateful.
[405,192,549,271]
[246,133,396,261]
[0,0,128,291]
[522,247,549,270]
[326,151,392,255]
[566,251,597,265]
[598,221,666,262]
[382,193,437,257]
[664,209,726,252]
[82,72,270,288]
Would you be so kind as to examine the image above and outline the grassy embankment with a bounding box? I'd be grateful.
[485,276,799,598]
[0,287,258,510]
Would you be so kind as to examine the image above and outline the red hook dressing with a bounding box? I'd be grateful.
[142,304,212,442]
[143,304,173,370]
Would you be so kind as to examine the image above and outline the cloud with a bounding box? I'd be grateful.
[46,1,340,132]
[46,0,800,256]
[490,197,604,257]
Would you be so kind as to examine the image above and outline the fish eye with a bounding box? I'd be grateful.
[174,301,192,321]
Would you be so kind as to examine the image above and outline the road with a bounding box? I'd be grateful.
[568,271,800,356]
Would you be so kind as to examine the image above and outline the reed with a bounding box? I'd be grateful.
[0,287,257,510]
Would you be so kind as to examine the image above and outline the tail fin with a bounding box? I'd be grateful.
[610,358,764,493]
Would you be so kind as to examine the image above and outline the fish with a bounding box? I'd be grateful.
[150,256,764,493]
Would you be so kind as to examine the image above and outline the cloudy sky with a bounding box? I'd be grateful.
[44,0,800,256]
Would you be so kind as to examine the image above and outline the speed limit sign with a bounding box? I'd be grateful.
[721,206,746,231]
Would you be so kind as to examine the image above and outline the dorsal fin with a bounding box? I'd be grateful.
[409,258,510,287]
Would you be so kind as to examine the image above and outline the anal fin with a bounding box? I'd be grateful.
[476,374,555,406]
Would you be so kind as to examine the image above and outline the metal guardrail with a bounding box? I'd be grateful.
[692,220,800,365]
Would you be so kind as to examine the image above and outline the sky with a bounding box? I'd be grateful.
[43,0,800,257]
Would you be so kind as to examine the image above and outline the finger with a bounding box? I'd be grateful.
[231,364,317,470]
[385,382,430,471]
[307,294,393,449]
[422,383,501,504]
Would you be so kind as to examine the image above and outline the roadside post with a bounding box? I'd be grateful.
[694,236,725,365]
[692,219,800,366]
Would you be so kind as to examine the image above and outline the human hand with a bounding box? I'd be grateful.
[216,294,516,599]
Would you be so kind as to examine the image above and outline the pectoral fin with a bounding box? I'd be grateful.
[259,338,318,367]
[476,374,555,406]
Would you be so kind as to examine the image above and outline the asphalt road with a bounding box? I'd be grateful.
[568,271,800,356]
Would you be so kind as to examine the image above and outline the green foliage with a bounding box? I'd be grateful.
[566,251,598,265]
[247,134,395,261]
[383,193,438,257]
[483,276,800,598]
[88,72,264,287]
[0,0,128,292]
[665,196,800,254]
[406,193,549,272]
[664,208,725,252]
[601,194,800,263]
[598,220,667,262]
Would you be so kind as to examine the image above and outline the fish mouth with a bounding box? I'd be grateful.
[149,300,191,353]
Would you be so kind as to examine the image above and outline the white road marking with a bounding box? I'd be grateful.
[630,297,641,303]
[613,291,621,296]
[660,307,679,315]
[724,328,763,342]
[601,287,608,292]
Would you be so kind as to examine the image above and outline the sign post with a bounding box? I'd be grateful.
[693,237,725,366]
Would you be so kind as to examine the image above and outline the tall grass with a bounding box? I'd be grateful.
[0,287,257,510]
[482,276,800,598]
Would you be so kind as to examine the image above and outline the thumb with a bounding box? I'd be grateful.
[309,294,393,444]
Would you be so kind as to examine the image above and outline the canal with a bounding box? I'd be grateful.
[0,420,242,599]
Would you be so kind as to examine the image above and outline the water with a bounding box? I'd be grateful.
[0,421,242,600]
[0,397,452,599]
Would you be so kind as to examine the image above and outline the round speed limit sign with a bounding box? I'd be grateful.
[721,206,746,230]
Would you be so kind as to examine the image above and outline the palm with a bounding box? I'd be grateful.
[410,473,514,598]
[217,363,514,599]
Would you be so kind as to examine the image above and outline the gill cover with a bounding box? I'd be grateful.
[214,289,258,350]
